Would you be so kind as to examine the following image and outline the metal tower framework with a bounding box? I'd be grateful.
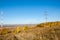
[44,11,48,23]
[0,11,3,27]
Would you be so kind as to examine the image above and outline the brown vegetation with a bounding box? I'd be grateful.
[0,21,60,40]
[36,21,60,27]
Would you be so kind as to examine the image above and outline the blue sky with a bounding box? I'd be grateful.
[0,0,60,24]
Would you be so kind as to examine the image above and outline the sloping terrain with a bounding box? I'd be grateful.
[0,21,60,40]
[15,26,60,40]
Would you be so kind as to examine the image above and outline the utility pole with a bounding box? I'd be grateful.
[44,11,48,27]
[44,11,48,23]
[0,11,3,27]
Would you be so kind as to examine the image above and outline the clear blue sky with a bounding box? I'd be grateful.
[0,0,60,24]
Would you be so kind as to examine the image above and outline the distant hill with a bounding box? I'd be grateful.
[36,21,60,27]
[0,24,37,27]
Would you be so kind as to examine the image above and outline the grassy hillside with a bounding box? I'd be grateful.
[0,21,60,40]
[36,21,60,27]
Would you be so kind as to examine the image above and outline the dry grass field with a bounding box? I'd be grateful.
[0,21,60,40]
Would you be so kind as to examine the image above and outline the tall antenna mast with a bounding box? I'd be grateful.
[0,11,3,27]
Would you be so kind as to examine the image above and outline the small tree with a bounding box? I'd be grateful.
[23,26,28,32]
[13,26,20,34]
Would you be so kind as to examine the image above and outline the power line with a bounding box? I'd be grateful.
[0,11,3,27]
[44,11,48,23]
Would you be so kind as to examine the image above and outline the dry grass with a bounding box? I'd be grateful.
[0,21,60,40]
